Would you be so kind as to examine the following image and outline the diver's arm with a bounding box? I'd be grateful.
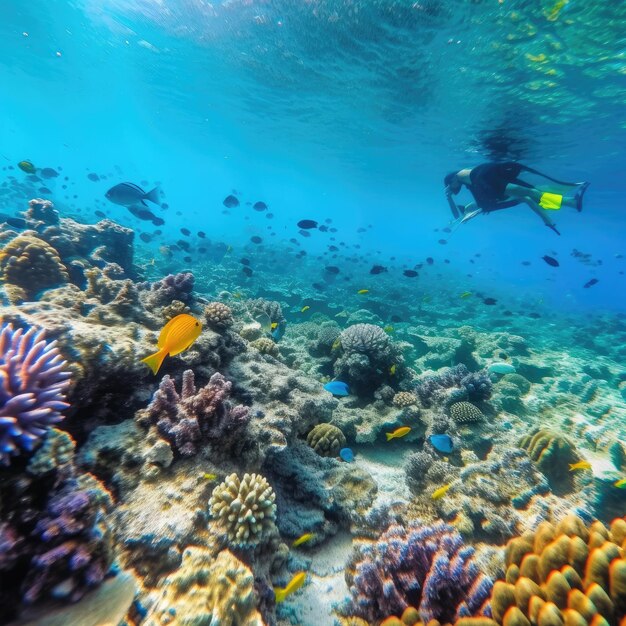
[525,200,561,235]
[445,188,460,218]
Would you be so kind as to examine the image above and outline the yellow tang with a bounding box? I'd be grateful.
[18,160,36,174]
[292,533,315,547]
[383,325,394,333]
[274,572,306,603]
[390,364,396,376]
[142,313,202,375]
[271,322,278,330]
[203,473,217,481]
[331,338,341,350]
[301,306,310,313]
[614,478,626,489]
[386,426,411,441]
[431,483,452,500]
[460,291,472,299]
[357,289,369,295]
[569,461,592,472]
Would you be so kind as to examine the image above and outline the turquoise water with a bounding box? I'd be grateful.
[1,2,626,626]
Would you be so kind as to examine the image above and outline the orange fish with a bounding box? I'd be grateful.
[386,426,411,441]
[142,313,202,374]
[569,461,592,472]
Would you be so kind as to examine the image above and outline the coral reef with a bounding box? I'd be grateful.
[0,322,71,466]
[393,391,418,408]
[450,401,484,424]
[251,336,280,357]
[345,520,493,623]
[136,369,250,458]
[415,364,492,408]
[204,301,235,330]
[487,514,626,626]
[306,423,347,457]
[209,472,277,547]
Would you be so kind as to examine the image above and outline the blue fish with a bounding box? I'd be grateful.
[323,381,350,396]
[271,326,284,341]
[339,448,354,463]
[429,434,454,454]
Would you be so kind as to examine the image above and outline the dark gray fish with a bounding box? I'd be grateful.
[583,278,598,288]
[140,232,152,242]
[403,270,418,277]
[40,167,59,179]
[299,230,311,238]
[325,266,340,274]
[253,201,267,211]
[251,236,262,244]
[128,205,158,221]
[95,210,106,218]
[198,231,206,238]
[542,255,559,267]
[0,214,27,228]
[152,217,165,226]
[298,219,318,229]
[370,265,387,275]
[181,228,191,236]
[242,266,253,277]
[87,172,100,182]
[106,182,160,207]
[223,194,240,208]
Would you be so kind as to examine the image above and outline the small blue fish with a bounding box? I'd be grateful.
[429,434,454,454]
[339,448,354,463]
[271,326,284,341]
[323,381,350,396]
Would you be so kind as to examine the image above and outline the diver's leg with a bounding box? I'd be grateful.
[504,183,543,203]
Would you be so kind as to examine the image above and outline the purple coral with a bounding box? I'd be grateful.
[346,520,492,623]
[415,364,492,408]
[0,323,71,466]
[139,369,249,457]
[140,272,194,307]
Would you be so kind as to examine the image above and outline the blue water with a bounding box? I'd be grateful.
[1,0,625,314]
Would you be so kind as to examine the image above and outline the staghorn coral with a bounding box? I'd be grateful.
[0,323,71,466]
[415,364,492,409]
[250,336,280,357]
[393,391,418,408]
[450,401,484,424]
[209,473,277,547]
[136,369,249,458]
[345,520,493,623]
[151,547,264,626]
[519,429,580,494]
[204,301,234,330]
[0,233,69,301]
[306,423,347,457]
[484,514,626,626]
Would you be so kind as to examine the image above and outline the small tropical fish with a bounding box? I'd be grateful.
[274,572,306,603]
[614,479,626,489]
[386,426,411,441]
[40,167,59,179]
[323,380,350,396]
[488,362,516,374]
[142,314,202,375]
[460,291,472,298]
[17,160,36,173]
[431,483,452,500]
[292,533,315,547]
[569,461,592,472]
[334,310,349,318]
[105,182,160,208]
[403,270,418,278]
[339,447,355,463]
[149,258,155,266]
[583,278,599,289]
[542,255,560,267]
[223,194,239,208]
[429,434,454,453]
[297,219,318,229]
[203,473,217,481]
[271,322,278,330]
[370,265,387,275]
[546,0,568,21]
[233,292,242,299]
[301,305,310,313]
[383,325,394,333]
[253,201,268,211]
[331,338,342,350]
[483,297,497,305]
[253,312,272,334]
[357,289,369,295]
[389,364,396,375]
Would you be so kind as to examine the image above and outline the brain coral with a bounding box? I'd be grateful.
[450,401,484,424]
[0,233,68,301]
[393,391,418,408]
[209,473,277,547]
[204,301,234,330]
[480,514,626,626]
[306,423,347,457]
[346,520,493,623]
[0,323,71,466]
[340,323,389,356]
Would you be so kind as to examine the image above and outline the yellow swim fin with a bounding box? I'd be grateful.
[539,192,562,210]
[141,347,168,375]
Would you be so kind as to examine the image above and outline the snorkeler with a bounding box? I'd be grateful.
[444,162,590,235]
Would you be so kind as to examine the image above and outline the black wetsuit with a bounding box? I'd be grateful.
[467,162,534,212]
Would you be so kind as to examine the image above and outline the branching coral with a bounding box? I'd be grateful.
[345,520,493,623]
[415,364,492,409]
[209,473,277,547]
[483,514,626,626]
[0,323,71,466]
[136,369,249,458]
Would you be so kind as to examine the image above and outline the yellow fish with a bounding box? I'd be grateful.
[386,426,411,441]
[203,473,217,481]
[526,53,547,63]
[546,0,568,21]
[233,292,242,299]
[292,533,315,547]
[431,483,452,500]
[271,322,278,330]
[460,291,472,299]
[569,461,592,472]
[274,572,306,603]
[614,479,626,489]
[18,160,36,174]
[301,306,310,313]
[141,313,202,375]
[357,289,369,295]
[331,338,342,350]
[390,364,396,376]
[383,325,394,333]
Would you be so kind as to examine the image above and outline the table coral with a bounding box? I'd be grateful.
[0,322,71,466]
[481,514,626,626]
[306,423,347,457]
[345,520,493,623]
[136,369,250,458]
[209,472,277,547]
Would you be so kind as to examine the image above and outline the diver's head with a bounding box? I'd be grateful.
[444,171,462,194]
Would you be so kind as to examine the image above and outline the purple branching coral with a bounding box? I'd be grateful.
[139,272,195,308]
[415,364,492,408]
[0,323,71,466]
[346,520,493,623]
[137,369,250,457]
